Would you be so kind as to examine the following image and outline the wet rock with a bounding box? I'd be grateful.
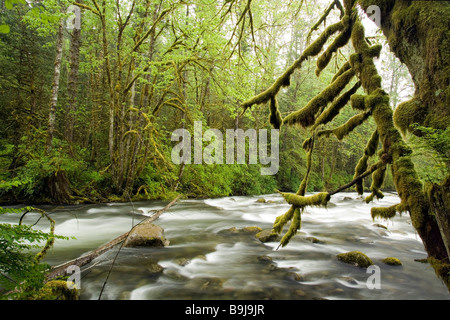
[146,263,165,274]
[255,198,266,203]
[336,251,373,268]
[256,229,279,243]
[305,236,325,244]
[242,226,263,233]
[382,257,402,266]
[174,257,191,266]
[124,222,169,247]
[220,226,262,235]
[373,223,388,230]
[257,255,273,263]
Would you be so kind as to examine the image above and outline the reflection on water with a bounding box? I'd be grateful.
[2,193,449,300]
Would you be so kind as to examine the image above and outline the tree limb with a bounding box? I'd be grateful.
[46,195,181,280]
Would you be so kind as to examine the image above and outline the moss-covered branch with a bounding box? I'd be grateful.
[283,68,356,128]
[312,81,361,130]
[371,202,406,220]
[241,18,347,113]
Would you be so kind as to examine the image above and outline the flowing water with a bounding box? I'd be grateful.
[3,193,449,300]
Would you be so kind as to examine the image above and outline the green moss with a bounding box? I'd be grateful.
[269,96,283,129]
[393,98,425,134]
[283,68,355,128]
[279,207,301,248]
[303,20,344,57]
[382,257,402,266]
[273,206,295,234]
[316,16,352,76]
[331,61,351,83]
[332,110,371,141]
[350,94,366,111]
[337,251,373,268]
[281,192,330,208]
[34,280,79,300]
[313,81,361,129]
[353,130,379,194]
[371,202,407,220]
[365,165,386,203]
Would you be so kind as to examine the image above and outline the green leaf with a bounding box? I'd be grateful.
[0,25,10,34]
[5,0,13,10]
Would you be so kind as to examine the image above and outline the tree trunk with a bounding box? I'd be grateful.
[360,1,450,133]
[65,15,81,148]
[46,20,64,153]
[359,0,449,264]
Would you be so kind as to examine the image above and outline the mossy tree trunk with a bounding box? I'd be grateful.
[359,0,450,270]
[358,1,450,133]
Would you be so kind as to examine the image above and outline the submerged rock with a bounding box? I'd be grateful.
[220,226,262,235]
[256,229,279,242]
[336,251,373,268]
[305,236,325,244]
[124,221,169,247]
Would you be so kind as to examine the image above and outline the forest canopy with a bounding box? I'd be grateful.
[0,0,408,204]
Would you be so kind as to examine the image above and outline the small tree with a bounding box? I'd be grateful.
[0,207,68,299]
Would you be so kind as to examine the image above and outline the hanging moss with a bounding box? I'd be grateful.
[281,192,330,208]
[269,96,283,129]
[283,68,355,128]
[313,81,361,129]
[241,19,346,114]
[273,206,295,234]
[331,61,351,83]
[331,110,371,141]
[371,203,406,220]
[279,207,301,248]
[303,20,344,57]
[316,16,352,76]
[365,165,386,203]
[353,130,379,195]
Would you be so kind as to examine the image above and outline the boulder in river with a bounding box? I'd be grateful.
[124,221,169,247]
[256,229,279,242]
[336,251,373,268]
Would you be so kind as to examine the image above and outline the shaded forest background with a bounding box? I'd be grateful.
[0,0,441,205]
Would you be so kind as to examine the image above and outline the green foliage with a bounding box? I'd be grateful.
[0,207,69,299]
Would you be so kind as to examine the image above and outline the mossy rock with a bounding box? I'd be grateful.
[242,226,263,234]
[336,251,373,268]
[35,280,79,300]
[382,257,402,266]
[255,198,266,203]
[256,229,279,243]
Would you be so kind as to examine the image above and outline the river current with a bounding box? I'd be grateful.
[3,192,449,300]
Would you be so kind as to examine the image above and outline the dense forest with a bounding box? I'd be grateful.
[0,0,449,299]
[0,0,412,205]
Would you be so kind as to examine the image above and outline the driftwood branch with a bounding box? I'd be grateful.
[47,195,181,280]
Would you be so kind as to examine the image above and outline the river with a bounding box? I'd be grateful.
[3,192,449,300]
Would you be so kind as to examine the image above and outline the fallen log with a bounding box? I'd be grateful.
[46,195,181,280]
